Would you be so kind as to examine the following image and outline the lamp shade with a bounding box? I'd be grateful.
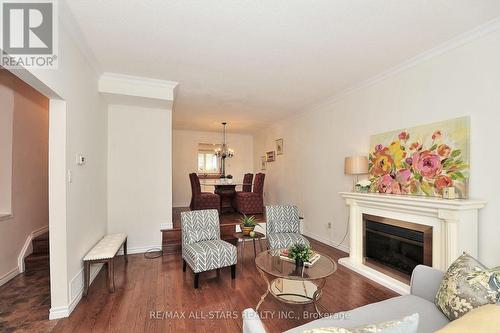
[344,156,369,175]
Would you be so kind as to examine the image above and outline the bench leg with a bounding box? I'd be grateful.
[107,259,115,293]
[182,259,186,272]
[123,238,128,263]
[83,261,90,297]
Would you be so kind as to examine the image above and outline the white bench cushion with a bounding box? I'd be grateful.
[83,233,127,261]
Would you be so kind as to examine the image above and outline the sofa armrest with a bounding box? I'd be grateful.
[242,309,267,333]
[410,265,444,303]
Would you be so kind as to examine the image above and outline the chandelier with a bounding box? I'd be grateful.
[214,122,234,158]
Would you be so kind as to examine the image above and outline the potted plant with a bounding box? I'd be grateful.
[239,215,260,236]
[287,243,313,267]
[355,179,371,193]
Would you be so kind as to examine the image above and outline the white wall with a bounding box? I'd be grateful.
[0,70,49,285]
[172,129,254,207]
[11,13,108,316]
[107,105,172,252]
[0,73,13,217]
[254,28,500,267]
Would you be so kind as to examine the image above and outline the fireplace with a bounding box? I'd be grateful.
[363,214,432,283]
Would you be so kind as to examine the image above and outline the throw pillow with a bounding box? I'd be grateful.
[302,313,419,333]
[434,253,500,321]
[436,304,500,333]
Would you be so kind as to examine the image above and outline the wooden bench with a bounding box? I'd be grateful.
[83,233,128,296]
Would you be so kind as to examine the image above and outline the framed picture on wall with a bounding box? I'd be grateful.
[276,138,283,155]
[266,151,275,162]
[260,156,266,170]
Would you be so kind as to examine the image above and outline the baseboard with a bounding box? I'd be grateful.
[17,225,49,273]
[0,267,20,287]
[49,263,103,320]
[303,230,350,253]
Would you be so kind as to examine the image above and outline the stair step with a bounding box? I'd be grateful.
[25,253,49,272]
[32,232,49,254]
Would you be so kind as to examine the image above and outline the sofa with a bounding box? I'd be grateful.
[242,265,449,333]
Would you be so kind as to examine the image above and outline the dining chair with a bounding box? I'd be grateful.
[189,173,221,213]
[181,209,237,288]
[265,204,309,250]
[241,173,254,192]
[234,173,265,214]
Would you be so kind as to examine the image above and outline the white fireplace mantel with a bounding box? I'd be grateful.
[339,192,487,294]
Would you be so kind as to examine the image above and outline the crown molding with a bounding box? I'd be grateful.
[99,72,178,103]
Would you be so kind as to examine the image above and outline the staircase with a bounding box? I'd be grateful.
[24,232,49,272]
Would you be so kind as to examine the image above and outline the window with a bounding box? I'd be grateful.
[197,143,220,174]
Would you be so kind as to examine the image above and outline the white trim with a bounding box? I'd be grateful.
[99,72,178,102]
[49,264,103,320]
[0,267,19,287]
[17,225,49,273]
[0,213,13,221]
[338,257,410,295]
[307,16,500,113]
[303,230,350,254]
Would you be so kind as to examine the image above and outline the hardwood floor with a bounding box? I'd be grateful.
[0,212,397,333]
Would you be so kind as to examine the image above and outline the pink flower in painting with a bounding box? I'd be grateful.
[398,131,409,142]
[390,181,402,194]
[413,150,443,179]
[377,174,395,193]
[434,175,453,192]
[395,169,412,185]
[375,144,384,152]
[432,130,442,141]
[405,157,413,165]
[437,144,451,158]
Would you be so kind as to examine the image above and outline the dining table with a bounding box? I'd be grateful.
[200,179,252,213]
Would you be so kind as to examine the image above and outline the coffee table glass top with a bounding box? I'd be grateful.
[255,249,337,281]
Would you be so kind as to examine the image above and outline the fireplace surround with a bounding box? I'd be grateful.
[340,192,486,294]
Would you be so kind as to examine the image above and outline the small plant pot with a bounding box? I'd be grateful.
[295,259,304,268]
[241,225,255,236]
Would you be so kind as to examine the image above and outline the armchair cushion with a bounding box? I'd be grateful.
[183,239,237,273]
[181,209,220,245]
[267,233,309,250]
[265,205,300,234]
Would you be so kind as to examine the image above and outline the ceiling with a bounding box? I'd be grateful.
[65,0,500,133]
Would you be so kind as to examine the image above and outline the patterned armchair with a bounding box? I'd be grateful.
[265,205,309,250]
[235,173,265,214]
[181,209,237,288]
[189,173,221,213]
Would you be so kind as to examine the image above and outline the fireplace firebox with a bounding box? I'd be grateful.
[363,214,432,283]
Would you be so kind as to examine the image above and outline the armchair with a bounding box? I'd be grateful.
[181,209,237,288]
[265,204,309,250]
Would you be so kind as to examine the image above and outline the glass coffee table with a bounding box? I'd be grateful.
[255,249,337,314]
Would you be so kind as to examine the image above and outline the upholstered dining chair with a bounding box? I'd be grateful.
[235,173,265,214]
[189,173,221,213]
[265,204,309,250]
[241,173,254,192]
[181,209,237,288]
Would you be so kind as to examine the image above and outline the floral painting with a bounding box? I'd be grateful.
[369,117,470,198]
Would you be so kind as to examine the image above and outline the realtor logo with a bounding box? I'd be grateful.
[1,0,58,68]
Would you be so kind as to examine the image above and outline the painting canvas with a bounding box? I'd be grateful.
[266,151,275,162]
[260,156,266,170]
[369,117,470,198]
